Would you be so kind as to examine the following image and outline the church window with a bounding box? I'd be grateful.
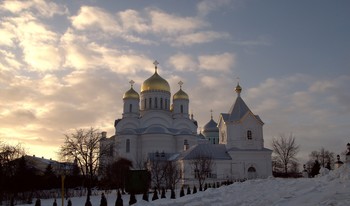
[247,130,252,140]
[180,105,184,113]
[184,139,188,145]
[160,98,163,109]
[248,166,257,179]
[149,98,152,109]
[126,139,130,153]
[165,99,168,110]
[129,104,132,112]
[155,97,158,108]
[144,98,146,109]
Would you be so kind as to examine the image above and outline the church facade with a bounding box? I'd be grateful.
[100,61,272,184]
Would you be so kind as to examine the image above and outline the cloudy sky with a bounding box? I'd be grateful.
[1,0,349,162]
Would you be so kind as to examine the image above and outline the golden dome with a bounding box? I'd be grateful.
[141,63,170,93]
[173,88,189,100]
[123,87,139,99]
[173,80,188,100]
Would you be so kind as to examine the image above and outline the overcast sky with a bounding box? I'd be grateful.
[1,0,349,162]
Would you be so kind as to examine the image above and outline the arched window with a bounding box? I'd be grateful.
[180,105,184,113]
[165,99,168,110]
[144,98,146,109]
[155,97,158,108]
[247,130,252,140]
[126,139,130,153]
[129,104,132,112]
[149,98,152,109]
[160,98,163,109]
[248,167,256,179]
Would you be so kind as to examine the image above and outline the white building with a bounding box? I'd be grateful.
[100,61,272,184]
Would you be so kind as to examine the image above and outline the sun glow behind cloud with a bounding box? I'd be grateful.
[0,0,349,161]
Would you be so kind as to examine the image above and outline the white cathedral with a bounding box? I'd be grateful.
[100,61,272,184]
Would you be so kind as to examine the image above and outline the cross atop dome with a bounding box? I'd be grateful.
[178,80,183,89]
[153,60,159,72]
[129,80,135,88]
[210,109,213,119]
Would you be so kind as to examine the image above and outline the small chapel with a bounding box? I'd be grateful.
[100,61,272,184]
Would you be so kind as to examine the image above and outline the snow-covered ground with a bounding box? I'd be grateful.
[17,164,350,206]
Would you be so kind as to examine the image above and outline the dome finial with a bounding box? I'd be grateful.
[129,80,135,88]
[235,77,242,96]
[153,60,159,73]
[178,80,183,89]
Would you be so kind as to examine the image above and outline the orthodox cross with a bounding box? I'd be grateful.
[129,80,135,88]
[153,60,159,72]
[178,80,183,89]
[210,109,213,119]
[236,77,240,84]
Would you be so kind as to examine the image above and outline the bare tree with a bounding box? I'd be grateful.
[189,154,213,190]
[59,127,110,197]
[0,142,26,176]
[149,157,167,190]
[271,133,299,174]
[308,148,335,169]
[164,161,181,190]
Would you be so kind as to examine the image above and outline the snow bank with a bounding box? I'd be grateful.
[16,164,350,206]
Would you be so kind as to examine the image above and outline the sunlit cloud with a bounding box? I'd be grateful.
[168,53,197,71]
[71,6,121,34]
[198,52,236,72]
[0,0,68,17]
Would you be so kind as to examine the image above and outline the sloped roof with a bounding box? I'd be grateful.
[227,147,272,152]
[177,144,232,160]
[221,96,263,124]
[227,96,251,121]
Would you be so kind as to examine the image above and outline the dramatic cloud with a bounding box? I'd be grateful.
[198,52,236,72]
[168,53,197,71]
[0,0,68,17]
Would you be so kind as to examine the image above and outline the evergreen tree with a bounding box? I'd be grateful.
[85,195,92,206]
[186,186,191,195]
[193,185,197,194]
[310,160,321,177]
[170,189,176,199]
[180,186,185,197]
[100,193,107,206]
[142,190,149,202]
[53,199,57,206]
[129,193,137,205]
[35,198,41,206]
[67,199,72,206]
[151,188,158,201]
[161,187,166,199]
[115,190,123,206]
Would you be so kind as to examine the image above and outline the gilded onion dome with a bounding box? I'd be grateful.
[141,61,170,93]
[123,80,139,99]
[235,83,242,94]
[173,81,189,100]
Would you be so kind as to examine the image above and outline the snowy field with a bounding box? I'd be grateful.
[17,164,350,206]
